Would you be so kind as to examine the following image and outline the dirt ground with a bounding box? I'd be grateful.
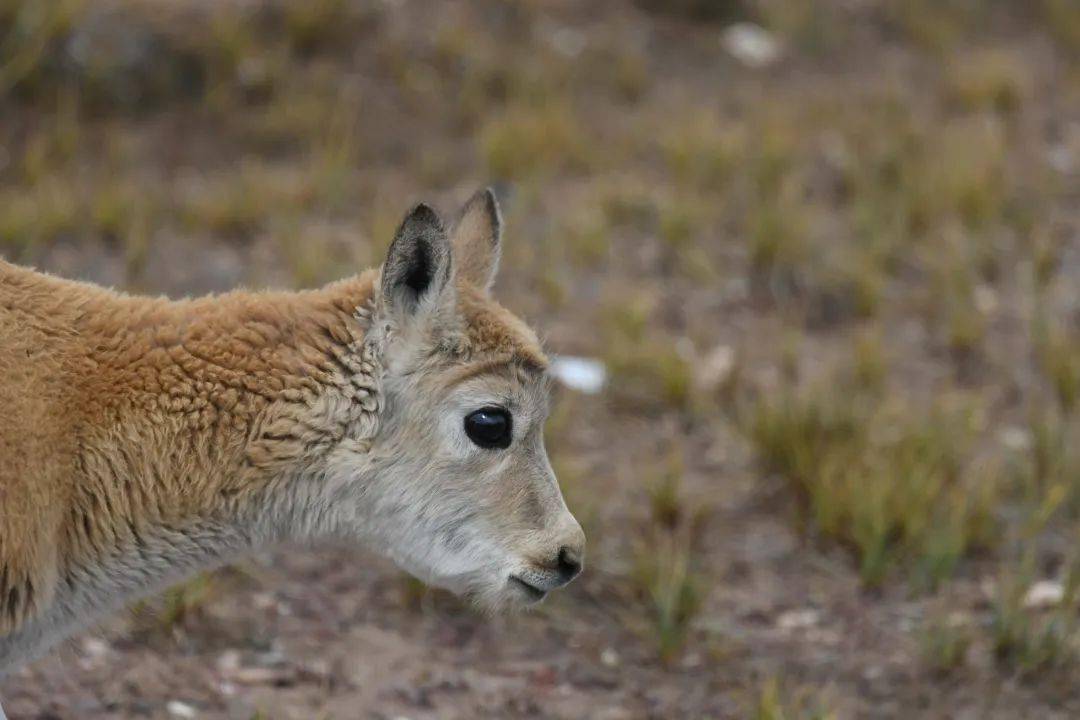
[1,0,1079,718]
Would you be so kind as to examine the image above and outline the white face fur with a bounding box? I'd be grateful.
[329,191,584,611]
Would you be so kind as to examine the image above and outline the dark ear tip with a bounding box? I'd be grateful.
[404,202,444,231]
[474,187,502,232]
[480,186,499,209]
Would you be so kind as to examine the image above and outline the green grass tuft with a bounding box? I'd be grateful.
[743,381,998,588]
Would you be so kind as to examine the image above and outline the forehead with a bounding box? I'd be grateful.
[456,283,548,371]
[441,358,547,393]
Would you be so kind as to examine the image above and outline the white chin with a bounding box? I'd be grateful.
[507,576,547,605]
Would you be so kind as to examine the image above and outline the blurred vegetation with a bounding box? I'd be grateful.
[741,381,999,590]
[751,676,837,720]
[2,0,1080,712]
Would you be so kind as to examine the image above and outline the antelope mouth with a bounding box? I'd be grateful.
[508,575,547,603]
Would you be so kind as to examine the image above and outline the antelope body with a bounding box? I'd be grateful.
[0,190,584,680]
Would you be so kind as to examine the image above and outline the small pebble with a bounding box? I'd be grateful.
[1023,580,1064,609]
[166,700,197,719]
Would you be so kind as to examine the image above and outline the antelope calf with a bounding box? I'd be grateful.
[0,190,584,685]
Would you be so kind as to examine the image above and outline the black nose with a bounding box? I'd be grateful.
[556,546,582,583]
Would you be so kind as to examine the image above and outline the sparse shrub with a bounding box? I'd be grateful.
[851,329,887,395]
[760,0,845,56]
[947,49,1028,115]
[743,381,998,588]
[1017,408,1080,521]
[0,178,81,256]
[281,0,365,57]
[991,556,1080,677]
[751,118,799,199]
[610,46,650,103]
[926,119,1008,231]
[647,448,688,531]
[481,103,589,180]
[883,0,979,53]
[1031,230,1063,292]
[803,256,883,329]
[606,342,694,412]
[178,161,314,241]
[1,0,217,113]
[850,113,1008,246]
[747,191,810,299]
[130,573,216,634]
[600,294,696,413]
[1040,0,1080,53]
[658,197,703,253]
[161,574,215,628]
[560,209,611,269]
[1034,319,1080,414]
[601,183,657,228]
[751,676,837,720]
[629,445,707,663]
[634,0,748,24]
[0,0,85,98]
[944,296,988,380]
[925,243,991,381]
[920,611,972,676]
[632,530,701,663]
[662,112,742,192]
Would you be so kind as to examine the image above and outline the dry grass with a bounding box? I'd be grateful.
[920,610,974,676]
[750,677,837,720]
[991,553,1080,677]
[622,447,708,661]
[742,379,999,589]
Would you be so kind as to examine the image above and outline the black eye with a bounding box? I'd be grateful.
[464,407,512,449]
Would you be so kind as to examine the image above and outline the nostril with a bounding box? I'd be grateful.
[556,546,582,582]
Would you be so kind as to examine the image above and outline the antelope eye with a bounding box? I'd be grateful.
[464,408,512,449]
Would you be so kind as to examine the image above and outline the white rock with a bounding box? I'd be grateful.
[550,27,586,58]
[77,637,111,670]
[166,701,197,719]
[777,608,820,630]
[721,23,782,68]
[999,426,1032,452]
[973,284,998,314]
[252,592,277,610]
[1047,144,1073,174]
[216,650,241,673]
[550,356,607,394]
[81,637,109,658]
[681,652,703,668]
[227,666,294,685]
[1023,580,1065,609]
[600,647,620,667]
[697,344,735,392]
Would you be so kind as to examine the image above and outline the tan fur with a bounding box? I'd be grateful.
[0,265,378,633]
[0,190,583,674]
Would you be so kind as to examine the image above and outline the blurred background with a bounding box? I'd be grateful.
[0,0,1078,717]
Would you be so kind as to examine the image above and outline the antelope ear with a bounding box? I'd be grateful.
[381,203,453,318]
[450,187,502,293]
